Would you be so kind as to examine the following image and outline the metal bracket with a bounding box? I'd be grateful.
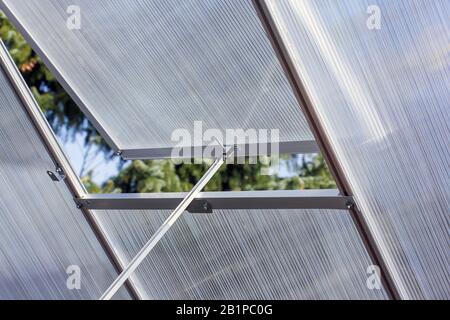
[345,199,355,210]
[74,200,84,209]
[187,200,213,214]
[47,167,66,182]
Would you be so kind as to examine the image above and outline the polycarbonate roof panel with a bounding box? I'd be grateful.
[265,0,450,299]
[0,48,130,299]
[95,209,388,299]
[1,0,314,154]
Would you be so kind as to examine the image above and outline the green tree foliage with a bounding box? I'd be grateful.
[0,12,336,193]
[86,154,336,193]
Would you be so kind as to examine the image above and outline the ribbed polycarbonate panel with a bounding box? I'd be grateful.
[1,0,313,152]
[265,0,450,299]
[95,209,388,299]
[0,56,129,299]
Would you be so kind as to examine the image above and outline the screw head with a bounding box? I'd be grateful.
[346,201,354,209]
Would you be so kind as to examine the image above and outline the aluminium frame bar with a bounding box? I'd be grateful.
[121,140,319,160]
[0,40,141,300]
[76,189,353,211]
[252,0,402,299]
[100,148,231,300]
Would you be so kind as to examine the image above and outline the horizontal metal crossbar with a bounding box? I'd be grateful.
[75,189,353,212]
[120,140,319,160]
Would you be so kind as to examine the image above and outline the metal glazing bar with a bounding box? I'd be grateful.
[76,189,353,211]
[120,140,319,160]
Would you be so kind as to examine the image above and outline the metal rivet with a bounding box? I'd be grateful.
[346,201,354,209]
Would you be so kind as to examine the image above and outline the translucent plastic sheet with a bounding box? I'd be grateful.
[0,57,129,299]
[1,0,314,154]
[265,0,450,299]
[95,209,389,299]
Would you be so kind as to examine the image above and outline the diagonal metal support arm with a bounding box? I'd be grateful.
[100,148,232,300]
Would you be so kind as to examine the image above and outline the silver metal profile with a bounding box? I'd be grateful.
[76,189,353,211]
[0,40,141,300]
[100,149,230,300]
[121,140,320,160]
